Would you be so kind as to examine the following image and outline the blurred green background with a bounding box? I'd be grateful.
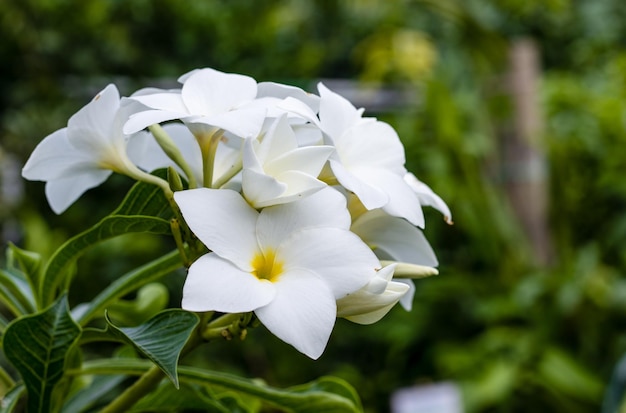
[2,0,626,411]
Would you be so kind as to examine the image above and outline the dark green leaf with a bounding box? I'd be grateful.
[105,309,199,388]
[0,384,26,413]
[73,250,183,326]
[7,243,42,303]
[0,268,36,317]
[40,174,173,307]
[2,294,81,413]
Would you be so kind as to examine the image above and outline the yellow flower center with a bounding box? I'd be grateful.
[251,249,283,282]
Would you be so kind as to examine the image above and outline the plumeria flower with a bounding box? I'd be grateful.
[282,83,424,226]
[241,115,335,208]
[124,68,267,139]
[22,84,166,214]
[174,187,381,359]
[336,264,409,324]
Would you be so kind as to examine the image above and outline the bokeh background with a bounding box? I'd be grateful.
[2,1,626,412]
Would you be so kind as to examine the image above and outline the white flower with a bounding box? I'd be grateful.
[241,115,334,208]
[174,187,381,359]
[22,84,143,214]
[124,68,267,139]
[282,83,424,226]
[336,264,410,324]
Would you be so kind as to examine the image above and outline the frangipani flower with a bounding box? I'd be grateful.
[282,83,424,226]
[22,84,154,214]
[124,68,267,139]
[336,264,410,324]
[174,187,381,359]
[241,115,334,208]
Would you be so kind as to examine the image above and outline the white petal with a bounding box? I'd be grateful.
[395,278,416,311]
[182,253,275,312]
[257,82,320,113]
[330,160,388,210]
[337,275,409,325]
[258,115,298,163]
[129,92,187,112]
[181,68,257,115]
[352,209,438,266]
[356,168,425,227]
[193,107,267,139]
[67,84,119,149]
[278,227,378,298]
[124,109,188,134]
[241,168,288,208]
[250,171,327,208]
[22,129,96,180]
[174,189,259,271]
[265,145,334,178]
[255,268,336,359]
[278,97,321,126]
[404,173,452,223]
[318,82,370,139]
[45,170,111,214]
[256,187,351,249]
[336,121,405,173]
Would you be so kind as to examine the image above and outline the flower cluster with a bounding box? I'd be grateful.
[22,68,451,359]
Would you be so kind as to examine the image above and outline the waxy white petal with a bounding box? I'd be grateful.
[318,82,369,139]
[404,172,452,223]
[255,268,336,360]
[174,189,259,271]
[337,265,410,324]
[355,168,424,227]
[45,170,111,214]
[330,161,388,210]
[67,84,120,151]
[181,68,257,115]
[278,227,378,298]
[256,187,351,249]
[242,168,288,206]
[124,110,190,134]
[352,209,438,266]
[22,129,95,180]
[182,253,275,312]
[336,121,405,173]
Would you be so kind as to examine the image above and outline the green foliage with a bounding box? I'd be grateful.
[2,294,81,413]
[105,309,199,388]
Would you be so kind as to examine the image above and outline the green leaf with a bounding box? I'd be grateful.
[105,309,199,388]
[40,173,173,307]
[7,243,42,297]
[73,249,183,326]
[75,359,363,413]
[0,384,26,413]
[0,268,36,317]
[2,294,81,413]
